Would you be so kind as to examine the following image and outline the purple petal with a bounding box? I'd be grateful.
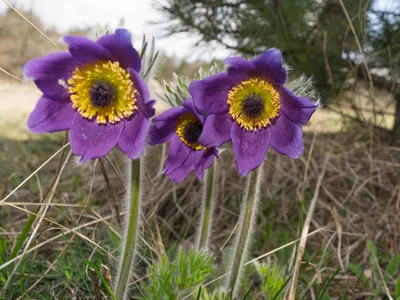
[69,117,124,162]
[148,106,187,145]
[199,113,233,147]
[64,36,114,65]
[270,114,303,158]
[164,136,195,182]
[226,56,258,81]
[118,111,149,159]
[275,85,317,124]
[195,149,218,180]
[129,68,155,118]
[252,49,286,85]
[27,96,76,133]
[225,56,255,70]
[231,124,272,176]
[23,52,77,101]
[189,73,234,114]
[97,29,141,72]
[182,99,203,122]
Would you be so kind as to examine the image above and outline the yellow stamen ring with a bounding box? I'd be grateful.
[176,113,205,151]
[227,77,281,131]
[68,61,137,124]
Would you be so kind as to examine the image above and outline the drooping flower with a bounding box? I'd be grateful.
[189,49,317,176]
[24,29,155,161]
[149,99,218,182]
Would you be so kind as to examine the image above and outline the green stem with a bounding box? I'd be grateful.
[197,162,217,250]
[114,158,142,300]
[226,166,262,296]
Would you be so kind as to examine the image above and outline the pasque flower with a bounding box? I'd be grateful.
[189,49,317,176]
[24,29,155,161]
[149,99,218,182]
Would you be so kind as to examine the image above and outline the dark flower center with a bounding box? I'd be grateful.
[242,94,265,117]
[184,122,203,144]
[89,81,116,107]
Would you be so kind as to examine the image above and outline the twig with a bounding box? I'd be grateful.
[0,152,72,295]
[99,158,122,228]
[2,0,62,50]
[322,30,335,91]
[371,250,394,300]
[0,213,119,270]
[287,154,330,300]
[1,143,70,204]
[338,0,376,122]
[181,226,330,300]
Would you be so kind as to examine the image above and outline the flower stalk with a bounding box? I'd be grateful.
[226,164,263,296]
[114,157,142,300]
[197,161,218,250]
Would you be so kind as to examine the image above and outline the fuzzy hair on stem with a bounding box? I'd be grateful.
[113,36,157,299]
[114,156,143,300]
[285,74,321,105]
[226,163,264,297]
[157,61,226,108]
[196,161,218,250]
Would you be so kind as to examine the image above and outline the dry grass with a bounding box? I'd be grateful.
[0,3,399,299]
[1,122,399,297]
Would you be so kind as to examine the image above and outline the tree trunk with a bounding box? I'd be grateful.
[366,70,400,142]
[392,94,400,142]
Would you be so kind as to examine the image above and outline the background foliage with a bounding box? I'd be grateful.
[158,0,400,137]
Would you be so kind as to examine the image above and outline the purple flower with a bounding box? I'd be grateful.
[149,99,218,182]
[189,49,317,176]
[24,29,155,162]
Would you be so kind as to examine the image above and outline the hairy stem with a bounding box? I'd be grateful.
[114,158,142,300]
[226,166,262,296]
[197,162,217,250]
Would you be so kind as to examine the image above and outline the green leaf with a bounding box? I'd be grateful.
[241,288,252,299]
[348,263,368,284]
[254,261,286,299]
[9,211,37,260]
[142,249,213,299]
[385,255,400,279]
[318,268,340,300]
[0,237,6,264]
[86,260,116,300]
[272,276,291,300]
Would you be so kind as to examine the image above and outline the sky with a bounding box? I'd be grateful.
[0,0,232,61]
[0,0,395,62]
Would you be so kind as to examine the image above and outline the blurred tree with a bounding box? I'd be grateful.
[368,9,400,139]
[157,0,400,139]
[157,0,364,96]
[156,53,208,82]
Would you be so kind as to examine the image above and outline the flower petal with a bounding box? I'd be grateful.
[270,114,303,158]
[129,68,155,118]
[27,96,76,133]
[189,73,234,114]
[117,111,149,159]
[182,99,203,122]
[64,35,114,65]
[164,136,195,182]
[195,148,218,180]
[225,56,258,81]
[225,56,255,70]
[97,29,141,72]
[23,52,77,101]
[148,106,187,145]
[69,117,124,162]
[275,85,317,124]
[252,49,286,85]
[199,113,233,147]
[231,124,271,176]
